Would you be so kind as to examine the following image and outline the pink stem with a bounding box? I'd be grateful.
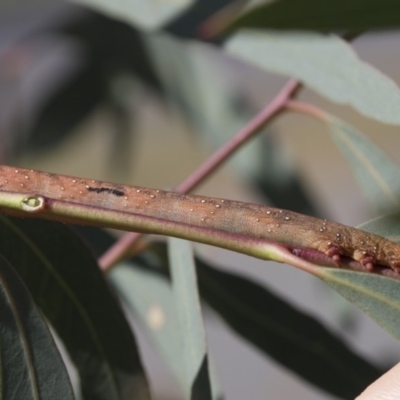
[285,99,329,122]
[99,79,300,271]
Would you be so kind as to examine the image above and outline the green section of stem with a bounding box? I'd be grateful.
[0,192,299,267]
[0,193,32,210]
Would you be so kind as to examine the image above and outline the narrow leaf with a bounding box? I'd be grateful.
[222,0,400,32]
[225,30,400,125]
[0,254,75,400]
[78,226,223,400]
[110,262,185,396]
[317,268,400,341]
[195,256,383,399]
[327,115,400,211]
[168,238,212,400]
[111,262,225,400]
[0,217,150,400]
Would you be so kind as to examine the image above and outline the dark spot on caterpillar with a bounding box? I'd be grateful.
[87,187,125,197]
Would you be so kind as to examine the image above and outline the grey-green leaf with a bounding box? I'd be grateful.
[318,268,400,341]
[0,217,150,400]
[110,262,185,396]
[168,238,212,400]
[357,212,400,243]
[0,254,75,400]
[195,255,382,399]
[110,262,223,399]
[327,115,400,211]
[223,0,400,32]
[71,0,193,30]
[225,30,400,125]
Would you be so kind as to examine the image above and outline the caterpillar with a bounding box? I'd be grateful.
[0,165,399,272]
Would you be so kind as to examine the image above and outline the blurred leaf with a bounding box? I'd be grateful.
[25,11,162,155]
[71,0,236,38]
[168,238,212,400]
[0,254,75,400]
[225,30,400,125]
[195,256,383,399]
[60,11,162,92]
[0,217,150,400]
[164,0,237,39]
[110,262,224,400]
[317,268,400,341]
[71,0,193,30]
[327,115,400,211]
[110,262,185,397]
[223,0,400,32]
[357,212,400,243]
[26,62,105,152]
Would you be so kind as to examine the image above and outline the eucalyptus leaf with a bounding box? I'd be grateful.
[224,0,400,32]
[82,224,222,400]
[110,262,223,400]
[168,238,212,400]
[70,0,193,30]
[110,262,184,397]
[327,115,400,211]
[0,217,150,400]
[317,268,400,341]
[225,30,400,125]
[357,212,400,243]
[0,254,75,400]
[196,256,382,399]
